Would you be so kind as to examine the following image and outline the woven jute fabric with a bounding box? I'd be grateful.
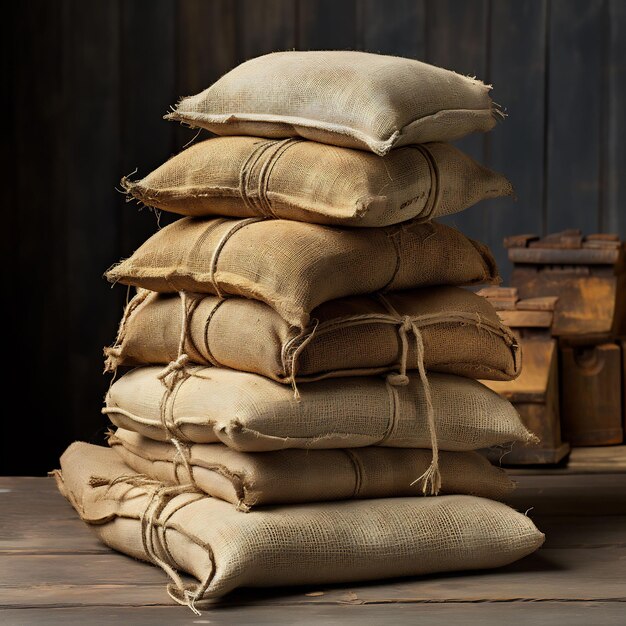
[109,428,515,508]
[165,51,499,156]
[121,138,512,227]
[105,286,520,383]
[105,218,499,328]
[103,366,535,451]
[55,443,544,608]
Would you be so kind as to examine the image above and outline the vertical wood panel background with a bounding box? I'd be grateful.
[2,0,624,474]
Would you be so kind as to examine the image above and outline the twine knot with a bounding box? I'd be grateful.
[400,315,413,332]
[157,354,190,382]
[386,372,410,386]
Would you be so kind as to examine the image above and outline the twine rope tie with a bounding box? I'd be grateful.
[381,309,440,496]
[157,291,193,441]
[239,138,301,218]
[90,473,204,615]
[288,319,320,401]
[141,485,202,615]
[171,437,194,486]
[207,217,265,299]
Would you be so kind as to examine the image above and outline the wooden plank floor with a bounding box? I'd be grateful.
[1,474,625,625]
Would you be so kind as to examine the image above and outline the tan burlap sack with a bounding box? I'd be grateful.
[109,428,515,509]
[121,138,512,227]
[55,443,543,609]
[105,218,499,328]
[103,365,534,452]
[105,286,520,384]
[165,51,499,155]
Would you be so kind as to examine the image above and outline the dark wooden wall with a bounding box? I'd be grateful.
[3,0,624,474]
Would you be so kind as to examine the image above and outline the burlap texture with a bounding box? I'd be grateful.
[55,443,543,605]
[105,286,520,383]
[121,138,512,227]
[103,366,535,451]
[109,428,515,508]
[105,218,499,328]
[165,51,498,155]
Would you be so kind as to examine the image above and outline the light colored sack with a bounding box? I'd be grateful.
[55,443,544,609]
[105,218,499,328]
[121,137,512,227]
[109,428,515,509]
[104,365,534,457]
[165,51,499,155]
[105,286,520,384]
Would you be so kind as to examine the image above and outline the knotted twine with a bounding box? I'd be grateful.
[153,288,256,512]
[378,295,440,496]
[149,290,490,495]
[88,473,209,615]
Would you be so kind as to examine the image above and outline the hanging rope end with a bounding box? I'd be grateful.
[410,461,442,496]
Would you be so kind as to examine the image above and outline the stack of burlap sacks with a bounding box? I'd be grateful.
[55,51,544,611]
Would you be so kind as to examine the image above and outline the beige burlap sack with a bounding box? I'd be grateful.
[105,286,520,384]
[121,138,512,227]
[104,365,534,456]
[109,428,515,509]
[105,218,499,328]
[55,443,543,609]
[165,51,499,155]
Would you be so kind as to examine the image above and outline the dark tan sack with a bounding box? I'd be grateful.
[105,218,499,328]
[109,428,515,509]
[55,443,544,609]
[105,286,520,384]
[122,137,512,227]
[165,51,499,155]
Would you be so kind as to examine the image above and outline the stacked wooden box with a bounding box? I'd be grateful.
[481,230,626,464]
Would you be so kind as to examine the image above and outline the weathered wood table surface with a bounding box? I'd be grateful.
[1,470,625,625]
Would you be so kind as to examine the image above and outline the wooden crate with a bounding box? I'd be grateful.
[480,288,569,464]
[560,342,624,446]
[623,340,626,434]
[506,230,626,343]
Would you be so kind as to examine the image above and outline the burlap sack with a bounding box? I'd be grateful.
[105,286,520,384]
[165,51,499,155]
[105,218,499,328]
[55,443,543,608]
[109,428,515,509]
[103,366,534,451]
[121,138,512,227]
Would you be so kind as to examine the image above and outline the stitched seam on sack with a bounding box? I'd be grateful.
[167,110,399,152]
[102,406,382,447]
[378,382,399,445]
[169,104,493,152]
[343,449,364,498]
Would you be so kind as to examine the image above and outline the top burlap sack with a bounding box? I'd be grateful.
[105,218,499,328]
[121,137,513,227]
[55,442,543,609]
[165,51,499,155]
[105,286,520,384]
